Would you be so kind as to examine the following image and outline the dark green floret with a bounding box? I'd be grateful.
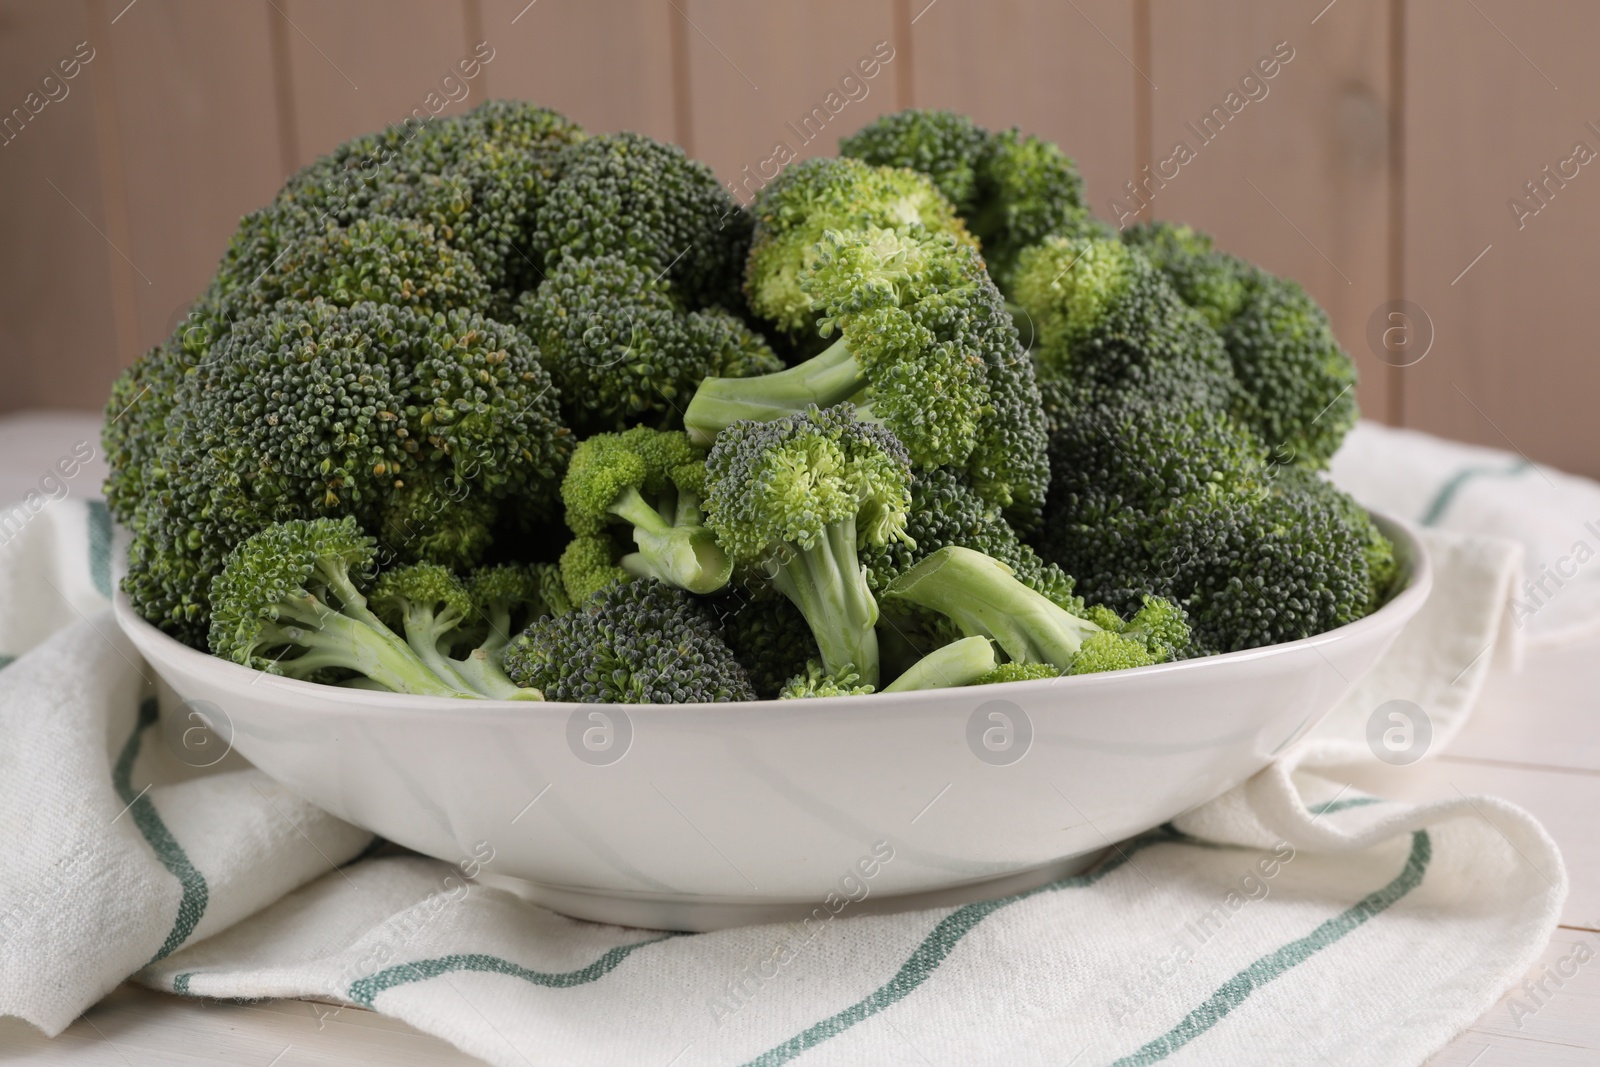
[716,591,819,700]
[503,577,755,703]
[703,405,912,687]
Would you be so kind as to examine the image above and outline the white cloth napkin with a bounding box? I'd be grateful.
[0,438,1573,1065]
[1331,420,1600,648]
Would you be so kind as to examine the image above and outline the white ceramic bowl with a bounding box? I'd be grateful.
[115,513,1430,931]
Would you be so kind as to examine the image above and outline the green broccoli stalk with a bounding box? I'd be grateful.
[368,562,545,701]
[880,635,997,693]
[455,564,564,698]
[883,546,1189,675]
[703,405,913,687]
[208,518,473,698]
[561,427,731,595]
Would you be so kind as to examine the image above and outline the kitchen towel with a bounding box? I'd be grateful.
[0,492,1565,1066]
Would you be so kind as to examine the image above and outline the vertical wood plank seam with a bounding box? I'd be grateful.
[266,0,300,177]
[463,0,484,97]
[1133,0,1152,185]
[668,0,694,156]
[1387,0,1407,427]
[83,0,141,370]
[893,0,914,110]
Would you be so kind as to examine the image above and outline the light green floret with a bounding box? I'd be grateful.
[974,661,1060,686]
[703,405,913,688]
[742,156,977,334]
[779,662,876,699]
[561,427,731,595]
[882,546,1189,676]
[558,534,629,606]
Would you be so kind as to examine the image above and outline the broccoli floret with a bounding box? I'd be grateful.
[561,427,730,594]
[208,517,538,699]
[880,635,997,693]
[974,661,1060,685]
[841,110,1104,290]
[687,224,1050,519]
[1223,272,1359,468]
[1012,236,1238,414]
[558,534,630,605]
[882,546,1188,675]
[715,590,819,700]
[534,132,748,310]
[703,405,912,687]
[779,661,875,699]
[514,254,781,433]
[860,467,1077,610]
[1121,222,1358,468]
[1036,389,1387,654]
[117,299,571,647]
[741,156,977,335]
[504,577,755,703]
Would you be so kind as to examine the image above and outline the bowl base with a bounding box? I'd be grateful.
[477,847,1114,932]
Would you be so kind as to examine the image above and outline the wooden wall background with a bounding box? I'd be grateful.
[1,0,1595,475]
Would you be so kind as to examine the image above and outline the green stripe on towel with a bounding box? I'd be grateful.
[87,499,112,598]
[743,828,1181,1067]
[348,935,684,1009]
[1421,459,1531,526]
[113,697,210,964]
[1108,829,1431,1065]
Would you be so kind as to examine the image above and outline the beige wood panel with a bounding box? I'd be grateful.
[97,0,285,361]
[1401,0,1600,478]
[680,0,900,194]
[478,0,676,142]
[1147,0,1394,427]
[276,0,477,169]
[0,1,121,413]
[909,0,1139,230]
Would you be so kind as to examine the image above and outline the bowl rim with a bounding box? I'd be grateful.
[112,509,1433,721]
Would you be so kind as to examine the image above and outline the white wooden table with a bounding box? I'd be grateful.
[1,637,1594,1065]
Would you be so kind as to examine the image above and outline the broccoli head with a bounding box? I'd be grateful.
[742,156,976,334]
[504,577,755,703]
[534,132,749,310]
[715,590,819,700]
[703,405,912,687]
[974,661,1060,686]
[779,661,876,699]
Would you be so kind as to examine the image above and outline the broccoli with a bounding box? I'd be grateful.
[561,427,731,594]
[558,534,630,606]
[115,299,571,647]
[880,635,997,693]
[514,253,781,433]
[533,132,749,311]
[702,405,912,687]
[1011,236,1238,415]
[779,661,876,699]
[1036,389,1387,654]
[504,577,755,703]
[840,110,1106,290]
[716,590,819,700]
[687,224,1050,519]
[1121,221,1358,467]
[368,561,555,700]
[208,517,540,699]
[974,661,1059,686]
[882,547,1188,675]
[741,156,977,335]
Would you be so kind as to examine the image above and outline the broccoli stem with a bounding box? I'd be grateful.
[609,485,732,594]
[453,648,544,701]
[881,635,997,693]
[387,599,481,695]
[683,337,864,445]
[883,546,1102,669]
[770,516,881,686]
[261,601,471,698]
